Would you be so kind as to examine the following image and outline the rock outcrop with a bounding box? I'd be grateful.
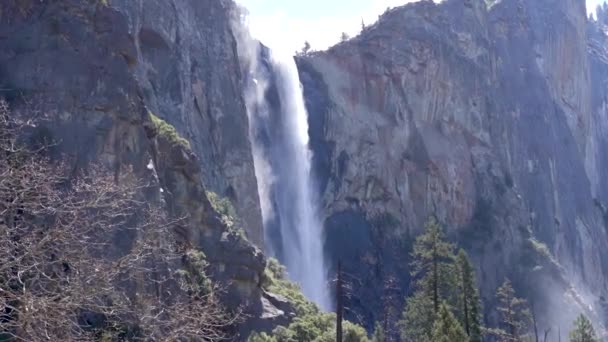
[297,0,608,331]
[0,0,275,338]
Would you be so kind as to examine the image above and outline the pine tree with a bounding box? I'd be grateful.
[399,217,457,342]
[569,314,598,342]
[489,280,531,342]
[456,250,483,342]
[400,292,435,342]
[371,322,385,342]
[411,217,456,312]
[431,302,469,342]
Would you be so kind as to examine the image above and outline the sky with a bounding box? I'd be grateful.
[238,0,607,54]
[590,0,608,14]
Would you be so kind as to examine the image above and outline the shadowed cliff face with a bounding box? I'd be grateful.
[298,0,608,331]
[0,0,278,337]
[108,0,264,247]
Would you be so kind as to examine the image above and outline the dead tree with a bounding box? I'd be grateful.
[0,100,237,341]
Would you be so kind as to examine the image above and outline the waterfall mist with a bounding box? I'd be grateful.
[239,33,331,310]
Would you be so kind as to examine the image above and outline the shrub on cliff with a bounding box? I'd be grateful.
[248,312,369,342]
[206,190,248,241]
[261,257,318,317]
[149,111,190,149]
[252,257,369,341]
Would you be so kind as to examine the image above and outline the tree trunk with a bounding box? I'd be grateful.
[531,303,539,342]
[432,238,439,313]
[336,260,343,342]
[462,268,470,336]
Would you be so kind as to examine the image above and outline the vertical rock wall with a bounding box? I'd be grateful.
[297,0,608,330]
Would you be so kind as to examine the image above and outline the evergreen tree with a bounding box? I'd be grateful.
[431,302,469,342]
[411,217,456,312]
[371,322,385,342]
[456,250,483,342]
[400,292,435,342]
[569,314,598,342]
[489,280,531,342]
[399,217,457,342]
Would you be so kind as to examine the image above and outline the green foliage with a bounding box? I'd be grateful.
[400,291,435,342]
[487,280,531,342]
[400,218,485,342]
[527,238,559,267]
[456,250,483,342]
[261,257,319,317]
[248,332,276,342]
[341,321,370,342]
[149,111,190,149]
[176,249,212,296]
[248,313,369,342]
[286,313,335,341]
[252,258,369,341]
[410,217,457,312]
[569,314,598,342]
[206,191,248,240]
[431,302,469,342]
[371,322,385,342]
[206,191,237,220]
[399,217,460,342]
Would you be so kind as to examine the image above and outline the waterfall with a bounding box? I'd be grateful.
[270,51,330,310]
[244,45,331,310]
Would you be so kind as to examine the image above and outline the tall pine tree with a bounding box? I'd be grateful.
[489,279,531,342]
[456,250,483,342]
[411,217,456,312]
[569,314,598,342]
[431,302,469,342]
[399,217,457,342]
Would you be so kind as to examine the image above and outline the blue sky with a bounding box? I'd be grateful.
[238,0,606,54]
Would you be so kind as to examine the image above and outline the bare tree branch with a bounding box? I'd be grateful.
[0,100,238,341]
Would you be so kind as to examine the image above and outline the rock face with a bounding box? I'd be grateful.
[3,0,608,337]
[0,0,274,338]
[109,0,264,247]
[297,0,608,331]
[0,0,264,246]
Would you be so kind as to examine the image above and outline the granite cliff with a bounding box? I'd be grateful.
[297,0,608,332]
[0,0,285,338]
[2,0,608,338]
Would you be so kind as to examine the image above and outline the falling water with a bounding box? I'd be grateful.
[244,46,331,310]
[270,51,330,310]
